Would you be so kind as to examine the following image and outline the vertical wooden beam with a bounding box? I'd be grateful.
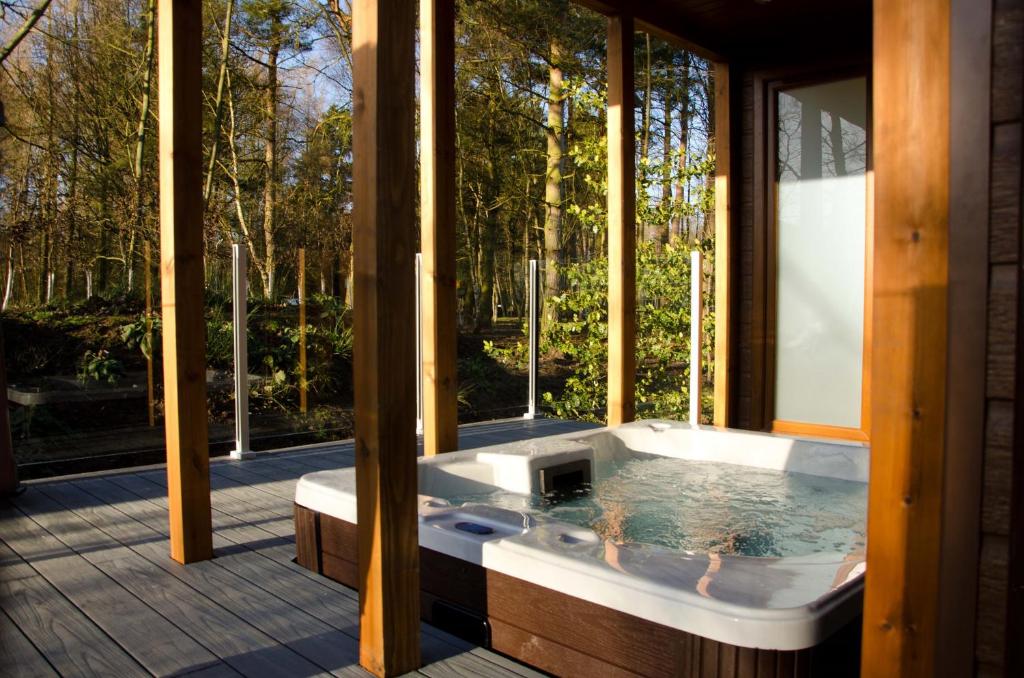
[862,0,951,675]
[606,14,636,427]
[352,0,420,675]
[712,61,732,428]
[420,0,458,456]
[157,0,212,565]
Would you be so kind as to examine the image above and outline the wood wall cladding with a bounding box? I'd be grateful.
[984,0,1024,675]
[733,72,756,431]
[294,506,861,678]
[938,0,991,674]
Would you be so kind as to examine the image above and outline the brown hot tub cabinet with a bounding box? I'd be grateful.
[292,423,865,677]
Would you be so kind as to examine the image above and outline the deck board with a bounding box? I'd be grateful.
[95,458,483,665]
[1,503,223,676]
[2,418,596,677]
[66,476,464,668]
[36,481,367,677]
[0,607,59,678]
[0,572,145,678]
[13,490,333,678]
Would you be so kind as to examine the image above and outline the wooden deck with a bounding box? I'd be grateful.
[1,417,596,677]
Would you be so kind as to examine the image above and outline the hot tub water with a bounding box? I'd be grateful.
[444,456,867,558]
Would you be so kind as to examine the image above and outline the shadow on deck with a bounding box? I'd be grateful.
[0,417,597,677]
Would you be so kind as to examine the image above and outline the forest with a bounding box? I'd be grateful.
[0,0,716,472]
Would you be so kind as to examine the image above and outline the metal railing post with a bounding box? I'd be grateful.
[416,253,424,436]
[524,259,539,420]
[689,250,703,427]
[231,244,252,459]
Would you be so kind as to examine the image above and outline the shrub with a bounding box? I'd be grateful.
[77,349,124,384]
[541,241,712,423]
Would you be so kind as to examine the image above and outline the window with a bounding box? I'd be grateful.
[771,76,869,436]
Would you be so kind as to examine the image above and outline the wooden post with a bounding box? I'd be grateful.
[352,0,420,674]
[606,14,636,427]
[420,0,458,455]
[157,0,212,565]
[861,0,951,674]
[298,247,307,414]
[145,240,155,428]
[712,61,732,429]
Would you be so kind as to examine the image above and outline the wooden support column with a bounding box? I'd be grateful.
[712,61,732,428]
[157,0,212,565]
[862,0,951,674]
[352,0,420,675]
[606,14,635,427]
[420,0,458,456]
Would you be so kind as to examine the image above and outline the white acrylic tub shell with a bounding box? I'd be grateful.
[294,420,868,651]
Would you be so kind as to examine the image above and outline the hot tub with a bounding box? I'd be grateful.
[294,420,867,677]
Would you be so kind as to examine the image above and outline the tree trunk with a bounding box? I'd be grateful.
[37,231,50,305]
[672,55,690,245]
[641,33,652,160]
[40,23,55,305]
[639,34,652,242]
[261,12,282,302]
[466,192,482,327]
[659,79,673,250]
[126,0,157,294]
[17,244,29,303]
[225,69,268,298]
[98,184,111,294]
[475,220,495,331]
[204,0,234,207]
[65,0,81,300]
[543,38,564,326]
[0,0,54,67]
[2,245,14,310]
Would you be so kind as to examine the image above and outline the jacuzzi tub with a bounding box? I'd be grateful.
[294,420,867,677]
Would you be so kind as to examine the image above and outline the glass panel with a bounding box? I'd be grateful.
[775,77,867,429]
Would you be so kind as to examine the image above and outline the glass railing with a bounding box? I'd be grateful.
[3,239,241,478]
[238,246,353,453]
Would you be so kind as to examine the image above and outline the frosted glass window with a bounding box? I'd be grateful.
[774,77,867,429]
